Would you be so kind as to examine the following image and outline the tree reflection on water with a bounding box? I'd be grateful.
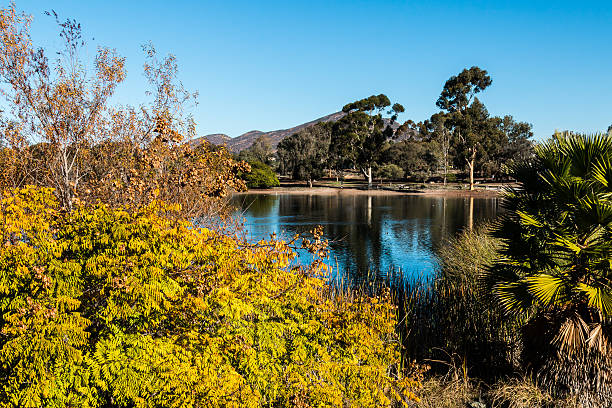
[231,193,501,285]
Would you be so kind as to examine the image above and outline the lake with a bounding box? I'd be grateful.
[230,192,502,284]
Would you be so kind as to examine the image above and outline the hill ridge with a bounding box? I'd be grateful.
[193,111,346,152]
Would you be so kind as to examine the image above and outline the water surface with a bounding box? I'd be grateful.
[231,192,501,284]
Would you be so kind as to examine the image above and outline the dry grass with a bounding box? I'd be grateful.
[489,377,554,408]
[415,376,583,408]
[488,377,585,408]
[416,377,480,408]
[412,356,483,407]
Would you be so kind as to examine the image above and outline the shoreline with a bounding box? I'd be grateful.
[233,185,504,198]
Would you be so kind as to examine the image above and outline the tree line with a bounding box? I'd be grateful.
[241,67,534,190]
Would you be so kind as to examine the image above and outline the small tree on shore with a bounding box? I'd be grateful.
[0,6,126,209]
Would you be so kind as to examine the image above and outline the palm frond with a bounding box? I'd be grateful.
[552,312,589,355]
[576,282,612,317]
[525,273,566,307]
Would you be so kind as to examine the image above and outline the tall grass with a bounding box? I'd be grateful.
[398,224,519,381]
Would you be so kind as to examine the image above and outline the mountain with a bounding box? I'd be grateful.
[201,133,231,146]
[193,112,346,152]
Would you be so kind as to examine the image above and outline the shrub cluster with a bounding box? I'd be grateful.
[0,186,419,407]
[240,161,280,189]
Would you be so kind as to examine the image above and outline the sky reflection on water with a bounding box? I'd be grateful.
[231,193,502,284]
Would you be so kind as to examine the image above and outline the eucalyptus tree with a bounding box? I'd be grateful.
[331,94,404,188]
[422,112,452,184]
[436,67,534,187]
[276,122,332,187]
[437,67,493,189]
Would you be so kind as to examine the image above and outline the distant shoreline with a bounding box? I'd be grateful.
[233,185,503,198]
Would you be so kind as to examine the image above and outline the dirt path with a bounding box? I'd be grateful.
[233,185,504,198]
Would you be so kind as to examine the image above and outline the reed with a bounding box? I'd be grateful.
[397,224,519,381]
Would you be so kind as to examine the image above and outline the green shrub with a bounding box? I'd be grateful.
[241,160,280,188]
[375,164,404,180]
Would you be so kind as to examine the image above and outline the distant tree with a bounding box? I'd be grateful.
[331,94,404,188]
[497,115,534,173]
[422,113,452,184]
[437,67,497,189]
[277,122,332,187]
[238,135,274,165]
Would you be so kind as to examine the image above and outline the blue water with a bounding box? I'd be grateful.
[231,192,501,284]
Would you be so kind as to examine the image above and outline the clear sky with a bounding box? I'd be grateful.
[16,0,612,140]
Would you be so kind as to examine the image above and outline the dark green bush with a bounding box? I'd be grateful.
[375,163,404,180]
[241,161,280,188]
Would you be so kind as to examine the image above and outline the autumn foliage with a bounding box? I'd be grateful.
[0,3,248,217]
[0,187,419,407]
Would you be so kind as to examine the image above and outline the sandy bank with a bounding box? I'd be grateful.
[232,186,503,198]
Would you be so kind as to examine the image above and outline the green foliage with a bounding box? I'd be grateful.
[436,66,492,113]
[486,133,612,397]
[240,161,279,188]
[237,135,274,165]
[277,122,332,183]
[0,186,419,407]
[342,94,391,114]
[375,163,404,180]
[379,140,438,178]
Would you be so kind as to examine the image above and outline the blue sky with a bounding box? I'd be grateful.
[17,0,612,140]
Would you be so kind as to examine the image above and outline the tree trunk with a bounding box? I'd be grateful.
[467,147,477,191]
[468,196,474,231]
[362,166,372,189]
[308,179,313,188]
[443,152,448,185]
[443,134,448,186]
[468,160,474,190]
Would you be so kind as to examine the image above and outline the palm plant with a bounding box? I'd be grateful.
[486,133,612,397]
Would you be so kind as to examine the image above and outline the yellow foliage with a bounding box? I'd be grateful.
[0,186,419,407]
